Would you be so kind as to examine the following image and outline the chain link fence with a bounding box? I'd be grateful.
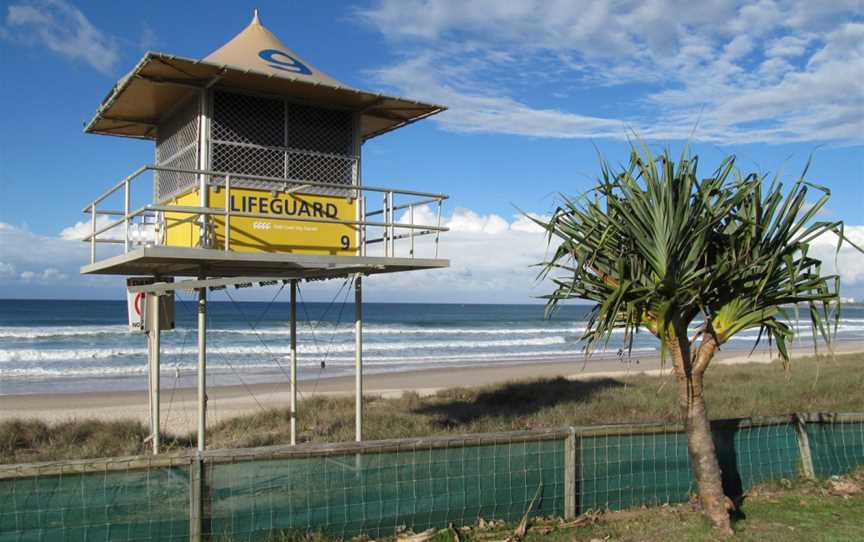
[2,413,862,541]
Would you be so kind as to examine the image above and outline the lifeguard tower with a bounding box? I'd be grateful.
[81,11,449,454]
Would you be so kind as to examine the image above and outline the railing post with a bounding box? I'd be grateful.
[409,205,415,257]
[564,427,577,519]
[382,193,389,257]
[90,204,96,264]
[224,175,231,251]
[124,180,130,253]
[434,200,442,259]
[794,413,816,479]
[359,196,366,257]
[388,191,395,257]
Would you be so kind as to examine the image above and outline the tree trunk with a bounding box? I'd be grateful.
[681,372,732,534]
[669,333,732,535]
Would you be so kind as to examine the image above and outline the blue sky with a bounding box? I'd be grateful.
[0,0,862,302]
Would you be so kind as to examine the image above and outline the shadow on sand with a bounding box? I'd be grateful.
[412,377,625,428]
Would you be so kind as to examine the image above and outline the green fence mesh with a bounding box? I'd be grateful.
[204,437,566,540]
[0,463,189,542]
[578,427,691,511]
[577,421,802,512]
[1,414,862,541]
[806,419,864,478]
[713,421,801,497]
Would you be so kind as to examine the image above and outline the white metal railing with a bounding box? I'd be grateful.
[81,165,448,265]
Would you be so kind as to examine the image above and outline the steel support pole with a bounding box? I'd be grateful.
[354,275,363,442]
[147,329,153,449]
[149,293,161,455]
[197,286,207,452]
[290,280,298,446]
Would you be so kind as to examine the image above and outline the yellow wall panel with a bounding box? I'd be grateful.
[163,187,358,255]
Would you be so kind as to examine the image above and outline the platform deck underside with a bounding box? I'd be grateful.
[82,246,448,280]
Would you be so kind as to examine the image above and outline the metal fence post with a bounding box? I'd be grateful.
[189,452,203,542]
[564,427,577,519]
[793,413,816,479]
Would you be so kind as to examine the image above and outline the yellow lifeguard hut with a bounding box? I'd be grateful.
[81,11,449,454]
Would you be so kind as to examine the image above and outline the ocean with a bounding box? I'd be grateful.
[1,299,863,395]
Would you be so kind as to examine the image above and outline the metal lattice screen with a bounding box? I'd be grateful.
[155,98,199,202]
[211,90,357,197]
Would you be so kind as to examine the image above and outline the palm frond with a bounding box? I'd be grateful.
[534,145,861,366]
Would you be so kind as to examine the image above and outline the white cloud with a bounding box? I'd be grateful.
[60,216,116,241]
[0,262,15,278]
[357,0,863,145]
[375,208,553,302]
[17,268,65,283]
[765,35,812,58]
[60,216,155,244]
[809,225,864,289]
[373,52,626,139]
[0,222,121,296]
[2,0,119,74]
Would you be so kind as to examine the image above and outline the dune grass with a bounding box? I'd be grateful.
[2,352,863,464]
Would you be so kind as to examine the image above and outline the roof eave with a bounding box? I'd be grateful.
[84,51,447,139]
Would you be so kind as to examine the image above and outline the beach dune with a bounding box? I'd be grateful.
[3,342,861,434]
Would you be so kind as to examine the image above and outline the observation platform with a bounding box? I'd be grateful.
[81,165,449,283]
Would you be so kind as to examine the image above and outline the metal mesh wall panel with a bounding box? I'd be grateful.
[211,142,284,179]
[212,91,284,146]
[155,98,199,202]
[287,103,353,155]
[211,90,357,197]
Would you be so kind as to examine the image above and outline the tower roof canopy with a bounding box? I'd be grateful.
[203,10,345,87]
[85,11,445,141]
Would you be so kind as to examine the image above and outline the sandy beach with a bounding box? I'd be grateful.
[3,342,861,434]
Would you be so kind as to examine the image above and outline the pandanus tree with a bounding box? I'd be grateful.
[534,145,861,533]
